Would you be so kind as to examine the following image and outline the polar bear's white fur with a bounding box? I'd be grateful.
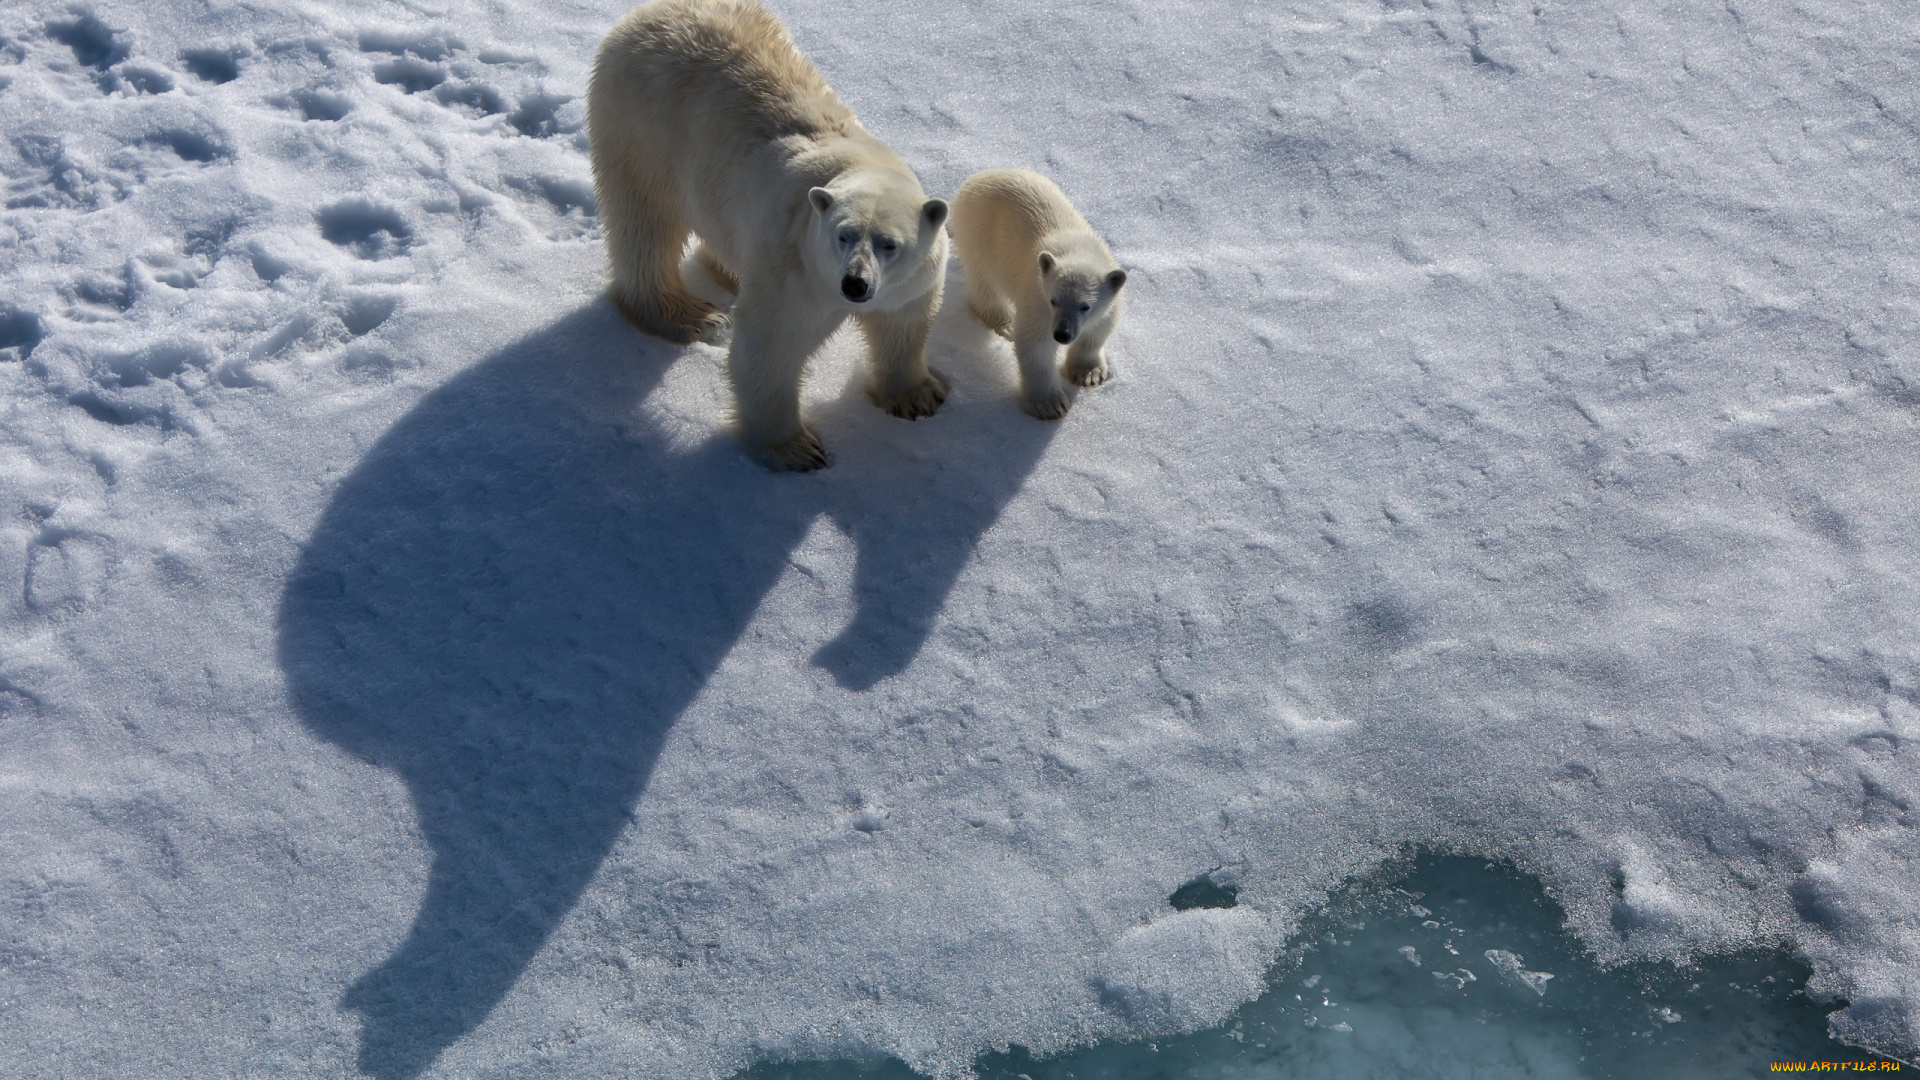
[588,0,951,470]
[949,168,1127,420]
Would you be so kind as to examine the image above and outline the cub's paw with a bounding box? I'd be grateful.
[1066,358,1110,388]
[874,369,950,421]
[754,427,828,472]
[1021,389,1072,421]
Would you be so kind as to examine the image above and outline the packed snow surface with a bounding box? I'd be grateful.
[2,0,1918,1077]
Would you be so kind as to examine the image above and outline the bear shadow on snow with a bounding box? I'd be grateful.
[276,288,1058,1079]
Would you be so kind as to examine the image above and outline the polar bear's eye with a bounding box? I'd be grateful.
[838,229,857,246]
[1079,303,1091,313]
[879,239,898,254]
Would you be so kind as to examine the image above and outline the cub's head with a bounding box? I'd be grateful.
[1038,250,1126,345]
[806,170,949,309]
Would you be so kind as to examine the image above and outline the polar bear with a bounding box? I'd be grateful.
[588,0,951,470]
[949,168,1127,420]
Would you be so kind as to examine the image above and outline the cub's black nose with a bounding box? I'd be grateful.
[1054,328,1073,344]
[841,275,870,302]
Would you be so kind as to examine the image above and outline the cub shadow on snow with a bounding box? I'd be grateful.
[277,295,1056,1079]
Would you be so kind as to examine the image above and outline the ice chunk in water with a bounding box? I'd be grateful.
[1484,949,1555,996]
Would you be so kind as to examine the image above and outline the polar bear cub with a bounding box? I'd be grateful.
[588,0,951,470]
[950,169,1127,419]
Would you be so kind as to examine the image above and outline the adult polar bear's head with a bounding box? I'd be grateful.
[805,169,949,311]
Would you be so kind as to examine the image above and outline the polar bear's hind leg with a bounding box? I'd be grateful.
[598,159,726,345]
[693,242,740,296]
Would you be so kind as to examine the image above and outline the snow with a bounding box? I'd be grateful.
[2,0,1918,1077]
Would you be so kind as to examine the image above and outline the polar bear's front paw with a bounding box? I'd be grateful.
[1065,358,1110,388]
[1021,389,1073,421]
[874,370,950,421]
[755,428,829,472]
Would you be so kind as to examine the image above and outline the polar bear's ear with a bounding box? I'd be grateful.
[808,187,835,214]
[922,199,948,229]
[1107,269,1128,291]
[1038,251,1056,275]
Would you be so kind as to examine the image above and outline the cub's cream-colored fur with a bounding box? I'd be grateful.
[588,0,951,470]
[949,168,1126,420]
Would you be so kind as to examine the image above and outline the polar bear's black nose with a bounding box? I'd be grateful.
[1053,328,1074,344]
[841,275,870,302]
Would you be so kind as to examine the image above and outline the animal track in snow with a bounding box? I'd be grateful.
[434,80,506,116]
[316,201,413,259]
[248,245,292,282]
[504,174,595,216]
[180,47,242,84]
[145,129,230,163]
[372,58,446,94]
[120,64,174,94]
[7,134,129,210]
[24,535,106,613]
[353,24,575,136]
[289,88,351,121]
[46,13,128,72]
[142,251,211,291]
[68,267,137,316]
[0,304,43,361]
[357,29,462,62]
[338,294,397,336]
[502,174,595,239]
[361,28,459,95]
[506,91,576,138]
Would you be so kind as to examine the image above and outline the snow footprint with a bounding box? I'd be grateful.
[46,12,128,75]
[289,89,351,122]
[180,47,243,84]
[503,174,596,236]
[360,29,456,95]
[25,534,107,613]
[0,304,43,362]
[144,129,230,164]
[507,91,577,138]
[355,25,575,135]
[46,13,173,95]
[372,57,446,94]
[316,201,413,259]
[7,135,127,210]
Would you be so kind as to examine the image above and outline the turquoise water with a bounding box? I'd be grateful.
[741,855,1902,1080]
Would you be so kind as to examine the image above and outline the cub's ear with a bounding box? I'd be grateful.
[808,187,835,214]
[1038,251,1056,274]
[922,199,948,229]
[1107,269,1128,291]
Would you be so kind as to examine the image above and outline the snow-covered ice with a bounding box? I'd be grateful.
[2,0,1919,1077]
[745,856,1892,1079]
